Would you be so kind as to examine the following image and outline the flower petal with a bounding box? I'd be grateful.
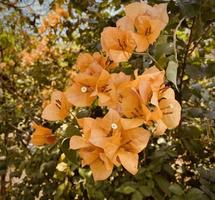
[154,120,167,135]
[117,148,138,175]
[123,127,151,153]
[120,118,145,130]
[159,99,181,129]
[70,136,90,149]
[116,16,134,31]
[90,158,113,181]
[65,84,95,107]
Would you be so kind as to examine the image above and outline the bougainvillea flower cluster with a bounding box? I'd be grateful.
[31,2,181,181]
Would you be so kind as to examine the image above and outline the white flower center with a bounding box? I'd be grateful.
[111,123,118,129]
[81,86,87,93]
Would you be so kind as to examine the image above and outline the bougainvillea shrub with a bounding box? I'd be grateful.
[0,0,214,199]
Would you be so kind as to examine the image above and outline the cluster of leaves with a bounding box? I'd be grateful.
[0,0,214,199]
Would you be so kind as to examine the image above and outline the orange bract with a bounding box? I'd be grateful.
[101,27,136,63]
[31,122,56,146]
[65,70,112,107]
[154,88,181,135]
[70,109,151,180]
[42,90,71,121]
[76,52,117,73]
[117,2,169,52]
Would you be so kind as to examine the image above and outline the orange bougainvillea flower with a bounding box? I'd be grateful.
[153,88,181,135]
[55,4,69,18]
[31,122,56,146]
[65,73,97,107]
[70,121,113,181]
[132,66,165,107]
[65,69,115,107]
[117,2,168,52]
[70,109,151,179]
[101,27,136,63]
[42,90,71,121]
[99,72,131,109]
[76,52,117,73]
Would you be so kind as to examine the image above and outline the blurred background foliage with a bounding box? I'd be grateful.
[0,0,214,199]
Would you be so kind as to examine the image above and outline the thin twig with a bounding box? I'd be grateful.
[188,25,211,56]
[173,17,185,63]
[178,18,196,98]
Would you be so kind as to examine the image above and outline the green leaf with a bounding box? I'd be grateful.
[61,138,78,165]
[116,186,136,194]
[171,195,185,200]
[0,32,14,49]
[76,109,91,118]
[139,185,152,197]
[166,61,179,90]
[186,188,209,200]
[176,0,200,17]
[64,125,80,137]
[154,175,171,196]
[169,184,184,196]
[132,191,143,200]
[116,182,137,194]
[154,35,174,59]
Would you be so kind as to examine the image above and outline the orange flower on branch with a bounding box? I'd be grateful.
[31,122,56,146]
[65,69,119,107]
[101,27,136,63]
[70,122,113,181]
[42,90,72,121]
[117,2,169,52]
[132,66,165,107]
[70,109,151,180]
[76,52,117,74]
[153,88,181,135]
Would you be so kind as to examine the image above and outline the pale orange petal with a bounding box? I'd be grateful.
[152,3,169,29]
[76,53,94,72]
[108,49,132,63]
[116,16,134,31]
[123,127,151,153]
[159,99,181,129]
[42,91,70,121]
[101,109,121,132]
[90,158,113,181]
[77,118,94,139]
[117,148,138,175]
[131,32,149,52]
[120,118,145,130]
[89,128,106,147]
[99,153,113,171]
[154,120,167,135]
[65,84,95,107]
[31,124,55,146]
[79,148,99,166]
[160,88,175,100]
[138,79,152,104]
[70,136,90,149]
[103,131,121,161]
[125,2,151,22]
[42,103,68,121]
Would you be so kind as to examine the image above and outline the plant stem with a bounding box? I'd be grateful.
[178,18,196,103]
[173,17,185,63]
